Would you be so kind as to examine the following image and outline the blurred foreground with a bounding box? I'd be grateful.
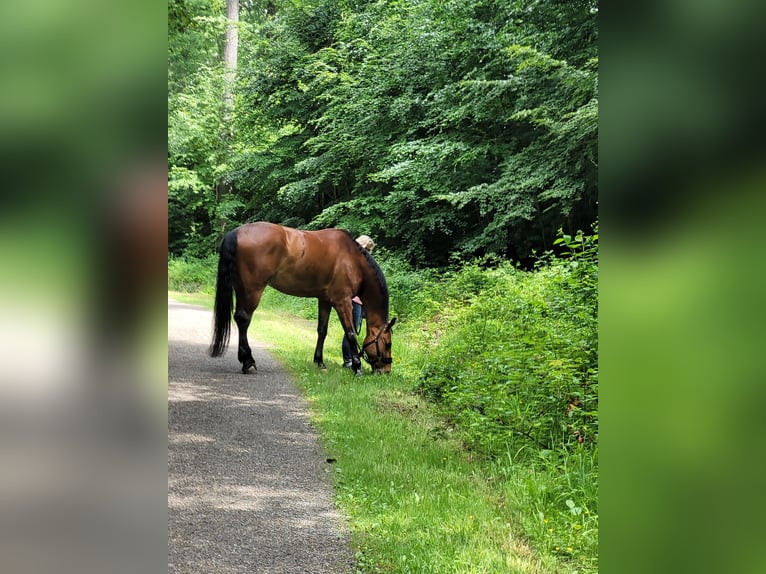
[0,1,166,573]
[602,1,766,573]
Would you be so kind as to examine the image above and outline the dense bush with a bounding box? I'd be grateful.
[417,231,598,460]
[168,254,218,293]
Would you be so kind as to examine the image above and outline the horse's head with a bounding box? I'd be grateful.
[361,318,397,374]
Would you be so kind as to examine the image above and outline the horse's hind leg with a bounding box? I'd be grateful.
[234,309,255,373]
[313,300,332,370]
[234,286,264,374]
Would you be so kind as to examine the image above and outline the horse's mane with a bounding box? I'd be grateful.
[344,230,390,318]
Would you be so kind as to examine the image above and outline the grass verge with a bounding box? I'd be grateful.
[169,290,213,308]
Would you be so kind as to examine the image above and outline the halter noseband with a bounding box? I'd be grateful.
[359,328,393,366]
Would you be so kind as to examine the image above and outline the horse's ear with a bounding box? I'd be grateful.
[386,317,397,332]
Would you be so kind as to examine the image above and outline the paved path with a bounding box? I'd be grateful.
[168,299,354,573]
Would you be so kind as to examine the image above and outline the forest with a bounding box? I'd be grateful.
[169,0,597,267]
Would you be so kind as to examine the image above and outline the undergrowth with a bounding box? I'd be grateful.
[168,254,218,293]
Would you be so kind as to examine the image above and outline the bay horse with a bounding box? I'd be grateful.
[209,222,396,375]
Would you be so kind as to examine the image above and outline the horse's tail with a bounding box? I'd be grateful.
[209,229,238,357]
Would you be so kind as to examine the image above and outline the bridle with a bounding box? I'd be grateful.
[360,333,392,366]
[358,321,394,367]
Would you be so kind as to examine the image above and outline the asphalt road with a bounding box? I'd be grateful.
[168,298,354,573]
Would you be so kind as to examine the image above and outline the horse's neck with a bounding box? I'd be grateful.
[364,306,386,332]
[359,263,387,327]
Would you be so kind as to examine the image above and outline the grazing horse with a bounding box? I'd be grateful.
[209,222,396,375]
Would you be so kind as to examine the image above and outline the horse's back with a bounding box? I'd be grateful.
[235,222,352,257]
[234,222,360,299]
[233,222,290,276]
[236,221,289,247]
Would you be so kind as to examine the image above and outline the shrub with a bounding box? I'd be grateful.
[418,228,598,462]
[168,254,218,293]
[374,249,439,321]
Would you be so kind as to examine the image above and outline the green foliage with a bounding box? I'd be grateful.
[372,248,439,320]
[167,254,218,293]
[168,166,217,255]
[418,229,598,459]
[313,226,598,568]
[411,227,598,569]
[168,0,597,264]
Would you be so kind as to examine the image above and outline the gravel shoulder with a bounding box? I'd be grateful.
[168,298,354,573]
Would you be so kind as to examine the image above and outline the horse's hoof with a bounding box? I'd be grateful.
[242,363,256,374]
[315,362,327,370]
[353,370,363,378]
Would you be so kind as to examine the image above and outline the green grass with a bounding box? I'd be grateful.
[177,287,587,573]
[169,290,213,308]
[252,313,564,573]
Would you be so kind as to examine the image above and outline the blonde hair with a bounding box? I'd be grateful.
[355,235,375,252]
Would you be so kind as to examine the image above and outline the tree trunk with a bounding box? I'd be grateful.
[218,0,239,236]
[222,0,239,127]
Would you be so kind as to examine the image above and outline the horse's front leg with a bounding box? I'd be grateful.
[313,300,332,369]
[335,301,363,376]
